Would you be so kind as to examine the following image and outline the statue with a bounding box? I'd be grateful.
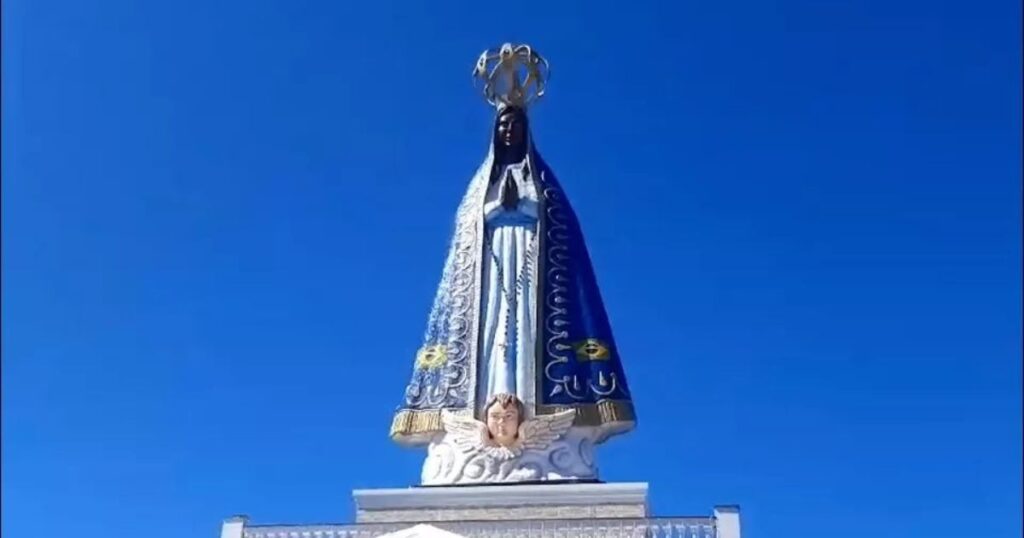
[391,44,636,485]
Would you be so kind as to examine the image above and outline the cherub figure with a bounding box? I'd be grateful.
[441,393,576,461]
[484,393,524,448]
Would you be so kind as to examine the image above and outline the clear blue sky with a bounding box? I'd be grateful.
[2,0,1020,537]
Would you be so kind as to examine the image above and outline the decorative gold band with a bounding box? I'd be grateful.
[538,399,636,427]
[390,400,636,440]
[389,409,444,439]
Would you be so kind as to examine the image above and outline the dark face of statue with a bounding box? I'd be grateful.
[496,110,525,148]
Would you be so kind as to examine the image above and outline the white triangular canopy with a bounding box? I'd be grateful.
[376,524,466,538]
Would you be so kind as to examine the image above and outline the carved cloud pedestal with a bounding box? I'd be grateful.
[420,427,600,486]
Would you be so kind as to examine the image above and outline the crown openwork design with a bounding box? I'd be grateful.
[473,43,550,109]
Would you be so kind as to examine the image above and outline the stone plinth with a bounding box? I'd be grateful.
[353,482,648,524]
[222,483,741,538]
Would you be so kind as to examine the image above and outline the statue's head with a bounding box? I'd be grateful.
[496,107,527,148]
[483,393,524,447]
[493,106,529,167]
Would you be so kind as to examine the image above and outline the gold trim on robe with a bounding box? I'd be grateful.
[390,399,636,441]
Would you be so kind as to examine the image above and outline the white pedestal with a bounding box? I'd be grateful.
[421,427,600,485]
[221,484,739,538]
[353,482,648,523]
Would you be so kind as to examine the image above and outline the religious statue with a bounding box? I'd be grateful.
[390,44,636,485]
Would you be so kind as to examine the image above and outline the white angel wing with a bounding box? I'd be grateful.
[517,409,577,452]
[441,410,489,455]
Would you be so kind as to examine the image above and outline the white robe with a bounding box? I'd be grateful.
[477,160,539,412]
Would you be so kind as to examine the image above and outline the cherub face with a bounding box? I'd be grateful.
[485,400,521,447]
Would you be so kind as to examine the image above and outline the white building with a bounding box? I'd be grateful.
[219,482,741,538]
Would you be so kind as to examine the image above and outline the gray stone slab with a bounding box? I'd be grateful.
[352,482,649,523]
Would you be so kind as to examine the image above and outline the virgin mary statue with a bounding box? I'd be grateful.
[391,47,635,473]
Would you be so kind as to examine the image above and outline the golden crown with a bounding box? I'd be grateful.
[472,43,550,109]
